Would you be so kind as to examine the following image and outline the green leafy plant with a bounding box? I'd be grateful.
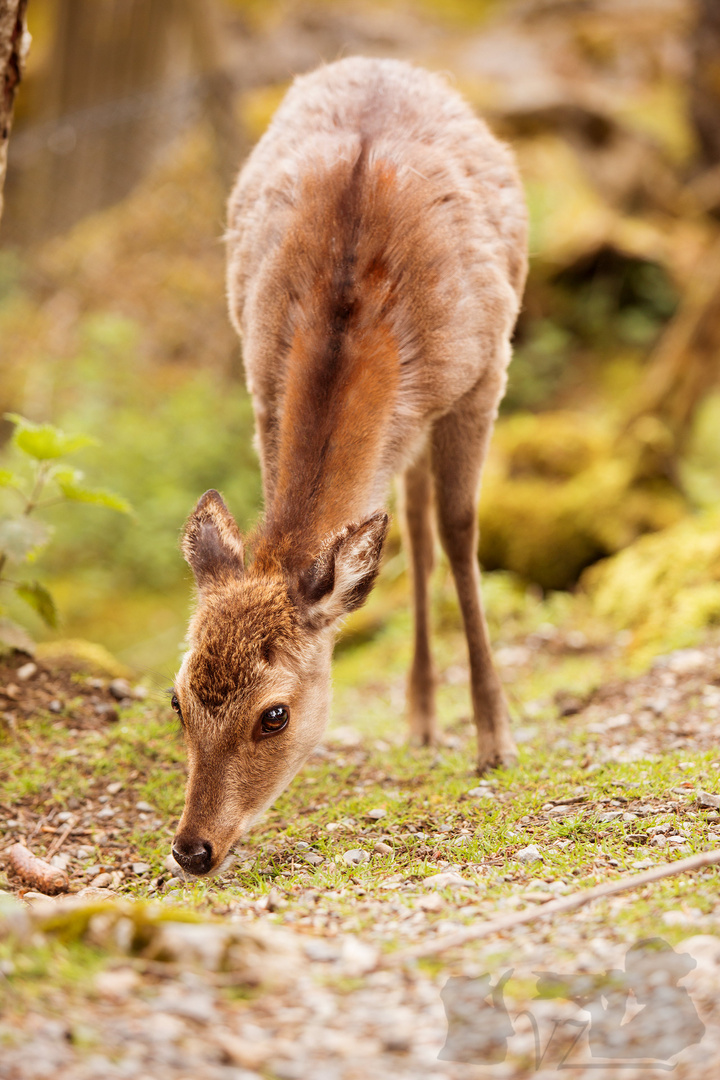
[0,414,131,651]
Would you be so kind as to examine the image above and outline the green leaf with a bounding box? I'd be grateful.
[15,581,58,628]
[0,469,21,489]
[5,413,97,461]
[0,517,51,561]
[0,617,35,655]
[52,467,132,514]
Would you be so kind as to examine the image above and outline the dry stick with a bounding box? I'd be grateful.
[389,848,720,965]
[6,843,69,895]
[45,819,76,860]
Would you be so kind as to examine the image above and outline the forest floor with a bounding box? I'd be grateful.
[2,594,720,1079]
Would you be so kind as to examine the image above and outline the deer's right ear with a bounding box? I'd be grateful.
[182,490,245,590]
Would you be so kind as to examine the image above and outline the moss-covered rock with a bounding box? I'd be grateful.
[35,638,130,679]
[479,411,686,590]
[583,507,720,657]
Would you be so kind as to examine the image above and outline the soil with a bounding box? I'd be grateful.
[2,636,720,1078]
[0,651,131,732]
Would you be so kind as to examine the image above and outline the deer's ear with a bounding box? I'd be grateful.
[182,490,245,590]
[298,512,389,626]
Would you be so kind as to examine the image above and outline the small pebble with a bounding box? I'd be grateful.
[48,699,62,713]
[423,871,473,888]
[164,854,185,878]
[94,703,119,722]
[16,662,37,681]
[95,967,140,999]
[131,862,151,875]
[415,892,444,911]
[373,841,393,855]
[515,844,543,864]
[214,1031,271,1071]
[342,848,370,866]
[106,781,123,795]
[75,886,117,899]
[109,678,132,700]
[367,808,386,820]
[136,801,154,813]
[91,873,112,888]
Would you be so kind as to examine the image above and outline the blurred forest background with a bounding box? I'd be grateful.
[2,0,720,682]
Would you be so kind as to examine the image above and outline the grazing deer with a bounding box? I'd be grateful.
[171,57,528,876]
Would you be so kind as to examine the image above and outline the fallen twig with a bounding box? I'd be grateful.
[45,819,75,860]
[389,848,720,964]
[6,842,69,895]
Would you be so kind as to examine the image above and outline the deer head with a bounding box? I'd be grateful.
[171,490,388,876]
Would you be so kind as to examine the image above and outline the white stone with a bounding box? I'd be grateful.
[515,845,543,864]
[663,649,706,674]
[423,871,474,888]
[339,937,378,976]
[342,848,369,866]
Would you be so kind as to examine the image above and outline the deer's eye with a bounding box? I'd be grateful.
[171,693,183,722]
[260,705,289,735]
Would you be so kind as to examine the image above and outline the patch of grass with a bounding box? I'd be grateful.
[2,580,719,975]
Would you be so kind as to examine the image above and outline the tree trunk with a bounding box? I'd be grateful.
[0,0,29,226]
[623,0,720,462]
[690,0,720,170]
[626,235,720,457]
[181,0,243,189]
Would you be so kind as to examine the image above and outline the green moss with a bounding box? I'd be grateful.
[479,412,686,590]
[584,506,720,660]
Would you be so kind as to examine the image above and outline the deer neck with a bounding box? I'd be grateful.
[261,318,400,565]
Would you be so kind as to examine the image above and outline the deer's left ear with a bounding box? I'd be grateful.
[182,489,245,591]
[298,511,389,626]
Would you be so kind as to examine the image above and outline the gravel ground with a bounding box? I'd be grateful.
[4,640,720,1079]
[2,902,719,1080]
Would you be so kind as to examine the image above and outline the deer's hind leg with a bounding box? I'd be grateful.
[402,447,438,745]
[431,378,518,773]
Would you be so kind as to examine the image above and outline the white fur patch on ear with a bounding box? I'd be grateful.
[182,489,245,590]
[300,511,389,626]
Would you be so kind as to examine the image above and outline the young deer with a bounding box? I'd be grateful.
[171,57,527,876]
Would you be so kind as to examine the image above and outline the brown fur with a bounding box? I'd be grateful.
[172,57,528,876]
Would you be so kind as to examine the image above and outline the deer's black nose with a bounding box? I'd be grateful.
[172,836,213,876]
